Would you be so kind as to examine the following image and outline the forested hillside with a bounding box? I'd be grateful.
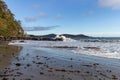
[0,0,24,38]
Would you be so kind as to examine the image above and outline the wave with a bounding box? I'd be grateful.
[9,40,120,59]
[72,47,120,59]
[79,39,120,43]
[54,35,76,42]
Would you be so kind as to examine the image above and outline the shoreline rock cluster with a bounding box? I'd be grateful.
[0,37,63,41]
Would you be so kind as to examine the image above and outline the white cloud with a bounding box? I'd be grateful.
[24,12,47,22]
[56,14,62,20]
[32,4,40,9]
[23,25,59,31]
[88,10,94,14]
[82,10,94,16]
[24,17,38,22]
[99,0,120,10]
[39,12,47,18]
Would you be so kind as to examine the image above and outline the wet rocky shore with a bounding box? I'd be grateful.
[0,41,120,80]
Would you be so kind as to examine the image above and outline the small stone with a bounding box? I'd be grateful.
[2,78,8,80]
[112,75,118,79]
[15,63,21,67]
[27,64,31,67]
[40,72,44,75]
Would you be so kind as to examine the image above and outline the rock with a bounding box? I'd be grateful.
[84,47,100,50]
[15,63,21,67]
[19,40,24,42]
[36,62,43,64]
[40,72,44,75]
[112,75,118,79]
[26,64,31,67]
[16,72,23,75]
[2,78,8,80]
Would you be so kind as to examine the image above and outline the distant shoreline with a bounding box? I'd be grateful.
[1,35,120,42]
[0,37,63,41]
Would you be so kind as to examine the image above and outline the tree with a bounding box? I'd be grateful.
[0,0,24,38]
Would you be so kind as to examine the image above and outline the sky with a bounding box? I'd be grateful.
[4,0,120,37]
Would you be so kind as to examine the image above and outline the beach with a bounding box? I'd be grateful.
[0,40,120,80]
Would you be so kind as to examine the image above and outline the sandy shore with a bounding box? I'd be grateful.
[0,43,120,80]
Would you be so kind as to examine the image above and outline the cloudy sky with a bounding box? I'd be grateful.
[4,0,120,37]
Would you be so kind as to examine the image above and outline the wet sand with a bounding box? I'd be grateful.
[0,42,120,80]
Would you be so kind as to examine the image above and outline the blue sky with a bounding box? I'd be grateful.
[4,0,120,37]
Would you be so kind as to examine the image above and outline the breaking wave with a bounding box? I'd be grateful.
[9,40,120,59]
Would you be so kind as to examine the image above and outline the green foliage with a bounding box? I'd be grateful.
[0,0,24,37]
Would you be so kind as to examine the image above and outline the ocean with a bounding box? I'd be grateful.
[9,37,120,59]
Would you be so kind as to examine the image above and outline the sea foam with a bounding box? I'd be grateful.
[9,40,120,59]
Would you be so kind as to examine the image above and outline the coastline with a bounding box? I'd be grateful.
[0,41,10,45]
[0,40,119,80]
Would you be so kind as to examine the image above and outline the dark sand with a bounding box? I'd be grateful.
[0,42,120,80]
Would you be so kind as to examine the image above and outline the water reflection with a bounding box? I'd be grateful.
[0,43,22,69]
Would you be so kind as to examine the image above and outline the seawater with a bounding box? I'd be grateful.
[9,39,120,59]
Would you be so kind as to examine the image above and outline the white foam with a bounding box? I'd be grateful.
[9,40,120,59]
[72,48,120,59]
[55,35,76,42]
